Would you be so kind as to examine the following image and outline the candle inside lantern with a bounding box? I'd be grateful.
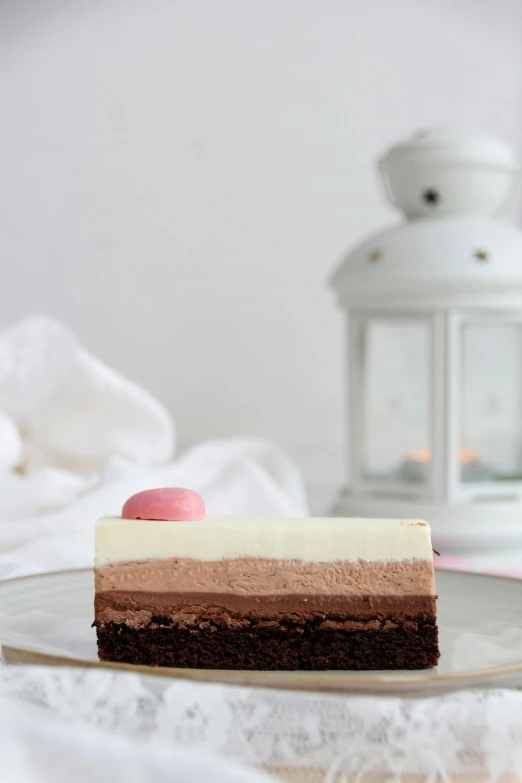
[400,447,493,483]
[405,448,478,464]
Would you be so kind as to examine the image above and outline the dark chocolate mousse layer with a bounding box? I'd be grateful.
[95,590,437,628]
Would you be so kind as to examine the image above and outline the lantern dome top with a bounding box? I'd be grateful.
[330,217,522,310]
[383,125,519,171]
[378,125,520,220]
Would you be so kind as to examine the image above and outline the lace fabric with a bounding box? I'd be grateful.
[1,661,521,781]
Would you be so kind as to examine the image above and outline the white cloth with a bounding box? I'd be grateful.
[0,317,308,579]
[1,663,522,781]
[0,677,273,783]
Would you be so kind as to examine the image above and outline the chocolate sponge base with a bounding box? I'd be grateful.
[95,616,439,670]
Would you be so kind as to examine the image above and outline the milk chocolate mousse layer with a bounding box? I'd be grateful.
[95,556,436,596]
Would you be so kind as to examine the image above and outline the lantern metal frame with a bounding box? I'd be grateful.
[347,309,522,509]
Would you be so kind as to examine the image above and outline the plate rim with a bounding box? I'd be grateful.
[2,566,522,692]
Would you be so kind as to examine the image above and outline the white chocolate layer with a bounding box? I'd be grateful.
[95,516,433,566]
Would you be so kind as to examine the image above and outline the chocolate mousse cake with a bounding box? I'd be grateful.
[94,488,439,670]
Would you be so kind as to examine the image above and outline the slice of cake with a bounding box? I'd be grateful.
[94,488,439,670]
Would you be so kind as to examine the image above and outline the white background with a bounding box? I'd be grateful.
[1,0,522,501]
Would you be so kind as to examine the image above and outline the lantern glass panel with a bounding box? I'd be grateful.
[461,322,522,482]
[359,318,431,484]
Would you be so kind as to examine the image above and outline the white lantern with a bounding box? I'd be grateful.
[330,126,522,553]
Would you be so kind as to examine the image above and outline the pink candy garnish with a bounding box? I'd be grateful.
[121,488,206,522]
